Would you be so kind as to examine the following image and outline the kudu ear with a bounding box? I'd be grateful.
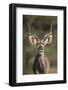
[42,24,53,46]
[28,35,39,45]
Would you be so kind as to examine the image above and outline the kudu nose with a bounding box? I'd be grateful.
[37,44,44,54]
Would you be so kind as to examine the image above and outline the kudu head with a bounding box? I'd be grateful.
[28,24,52,54]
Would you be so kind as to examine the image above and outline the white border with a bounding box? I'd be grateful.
[16,7,64,83]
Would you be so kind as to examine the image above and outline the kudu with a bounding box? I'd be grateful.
[28,24,52,74]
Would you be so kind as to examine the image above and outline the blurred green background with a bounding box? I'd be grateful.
[23,15,57,75]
